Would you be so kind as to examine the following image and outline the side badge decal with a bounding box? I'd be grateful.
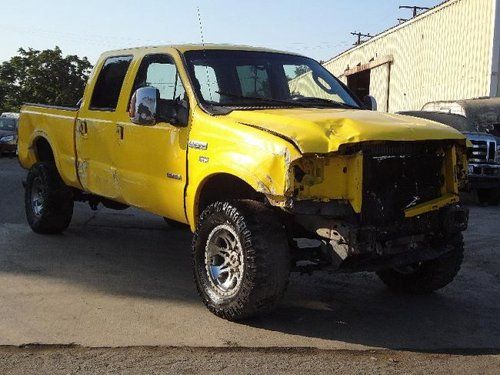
[166,172,182,180]
[188,140,208,150]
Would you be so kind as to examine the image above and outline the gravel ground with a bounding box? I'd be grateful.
[0,346,498,374]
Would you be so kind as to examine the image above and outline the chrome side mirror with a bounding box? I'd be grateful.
[363,95,378,111]
[129,87,159,125]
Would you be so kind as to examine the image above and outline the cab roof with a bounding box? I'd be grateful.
[100,44,302,58]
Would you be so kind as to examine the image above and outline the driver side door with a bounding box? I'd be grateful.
[114,53,190,223]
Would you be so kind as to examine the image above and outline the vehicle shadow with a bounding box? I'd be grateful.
[246,271,500,353]
[3,208,197,303]
[2,205,499,353]
[246,202,500,352]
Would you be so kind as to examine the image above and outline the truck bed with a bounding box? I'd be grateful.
[17,104,81,188]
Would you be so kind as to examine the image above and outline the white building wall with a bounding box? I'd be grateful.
[324,0,497,112]
[491,0,500,96]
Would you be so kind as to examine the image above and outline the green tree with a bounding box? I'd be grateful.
[294,65,310,77]
[0,47,92,113]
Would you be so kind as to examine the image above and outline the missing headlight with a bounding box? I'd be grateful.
[294,165,306,182]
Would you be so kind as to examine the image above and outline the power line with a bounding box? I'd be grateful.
[399,5,431,18]
[350,32,372,46]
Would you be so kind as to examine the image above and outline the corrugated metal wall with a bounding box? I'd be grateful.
[492,0,500,96]
[324,0,496,112]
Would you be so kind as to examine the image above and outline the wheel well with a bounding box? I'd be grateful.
[197,174,265,216]
[33,137,55,164]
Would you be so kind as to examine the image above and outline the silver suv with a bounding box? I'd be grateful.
[400,98,500,205]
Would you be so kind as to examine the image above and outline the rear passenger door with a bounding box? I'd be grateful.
[76,55,133,200]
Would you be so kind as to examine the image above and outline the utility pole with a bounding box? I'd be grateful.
[399,5,431,18]
[351,32,372,46]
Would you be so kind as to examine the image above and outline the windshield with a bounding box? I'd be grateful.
[184,50,360,110]
[0,118,16,131]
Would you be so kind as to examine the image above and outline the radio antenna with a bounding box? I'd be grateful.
[196,6,213,101]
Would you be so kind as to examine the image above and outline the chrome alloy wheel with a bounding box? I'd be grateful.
[205,224,245,297]
[31,177,45,217]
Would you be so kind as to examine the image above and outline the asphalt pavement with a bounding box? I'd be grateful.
[0,156,499,354]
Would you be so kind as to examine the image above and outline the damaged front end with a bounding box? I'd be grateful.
[281,140,469,273]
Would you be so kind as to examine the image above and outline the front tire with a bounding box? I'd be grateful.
[25,162,74,234]
[192,200,290,321]
[377,234,464,294]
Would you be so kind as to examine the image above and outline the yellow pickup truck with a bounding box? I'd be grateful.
[18,45,469,321]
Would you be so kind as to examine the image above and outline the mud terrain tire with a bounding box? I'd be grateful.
[25,162,74,234]
[192,200,290,321]
[376,234,464,294]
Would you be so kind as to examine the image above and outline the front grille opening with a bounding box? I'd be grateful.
[362,143,445,226]
[470,139,497,163]
[470,140,488,162]
[488,141,496,160]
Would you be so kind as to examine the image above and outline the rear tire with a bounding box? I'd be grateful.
[477,189,500,205]
[376,234,464,294]
[25,162,74,234]
[192,200,290,321]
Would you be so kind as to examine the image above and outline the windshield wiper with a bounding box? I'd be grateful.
[216,92,359,110]
[215,91,304,107]
[291,97,359,109]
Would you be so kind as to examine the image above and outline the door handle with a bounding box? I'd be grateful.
[77,120,88,135]
[116,125,124,140]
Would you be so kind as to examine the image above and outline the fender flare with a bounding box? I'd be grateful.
[185,165,280,231]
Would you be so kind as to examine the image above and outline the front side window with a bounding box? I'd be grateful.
[131,54,188,123]
[184,50,360,110]
[90,55,133,110]
[132,54,186,102]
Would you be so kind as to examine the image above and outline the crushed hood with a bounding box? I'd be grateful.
[227,108,465,154]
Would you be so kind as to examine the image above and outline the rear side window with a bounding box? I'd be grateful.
[90,56,133,110]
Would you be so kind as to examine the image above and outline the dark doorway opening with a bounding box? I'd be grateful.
[347,69,371,101]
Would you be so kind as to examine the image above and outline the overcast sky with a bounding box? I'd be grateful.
[1,0,442,64]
